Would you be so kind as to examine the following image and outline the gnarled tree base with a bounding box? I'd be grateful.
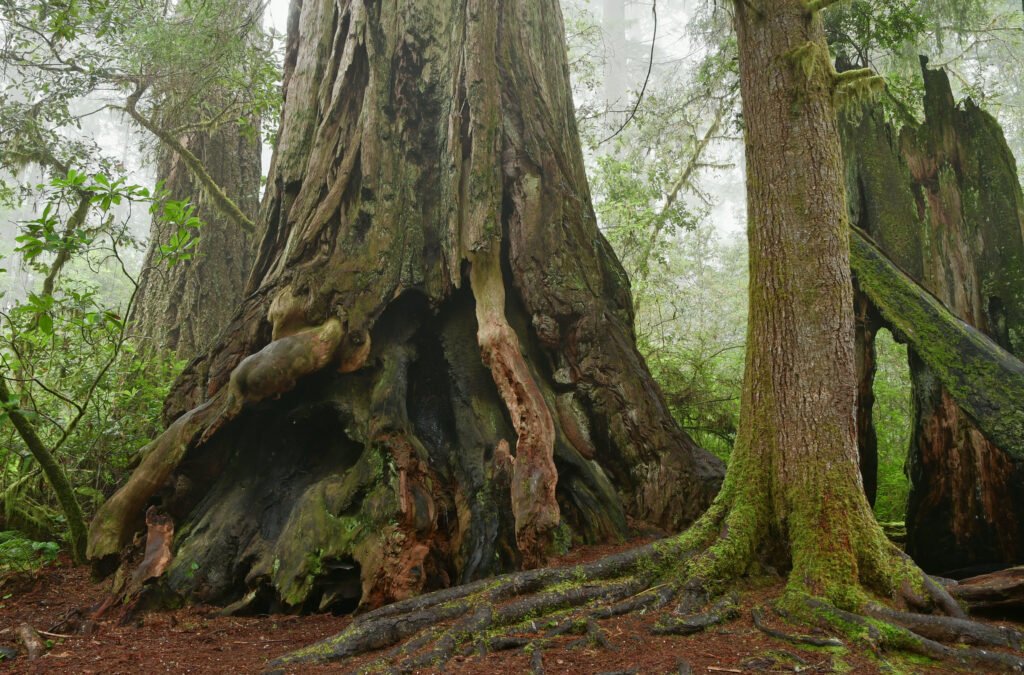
[95,289,653,613]
[89,0,725,615]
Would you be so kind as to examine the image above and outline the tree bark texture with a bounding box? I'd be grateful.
[89,0,723,613]
[129,97,262,358]
[842,60,1024,573]
[678,0,906,607]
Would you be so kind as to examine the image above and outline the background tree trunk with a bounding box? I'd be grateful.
[130,120,261,358]
[603,0,628,127]
[842,61,1024,574]
[90,0,724,613]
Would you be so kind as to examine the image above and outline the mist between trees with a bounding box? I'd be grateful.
[0,0,1021,655]
[0,0,1020,573]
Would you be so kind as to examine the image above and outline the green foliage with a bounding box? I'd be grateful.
[0,171,191,547]
[824,0,928,71]
[823,0,1024,149]
[872,330,912,522]
[635,227,747,461]
[590,135,746,460]
[0,530,60,573]
[565,0,745,460]
[156,199,202,266]
[0,0,282,200]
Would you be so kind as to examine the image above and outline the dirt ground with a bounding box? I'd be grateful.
[0,540,1018,674]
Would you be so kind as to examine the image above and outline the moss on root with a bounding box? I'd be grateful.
[266,517,1024,671]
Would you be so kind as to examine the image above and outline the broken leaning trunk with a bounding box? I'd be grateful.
[88,0,724,613]
[843,60,1024,574]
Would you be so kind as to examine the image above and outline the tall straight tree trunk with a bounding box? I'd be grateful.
[130,120,261,358]
[517,0,927,613]
[89,0,724,613]
[842,62,1024,574]
[711,0,891,603]
[608,0,935,613]
[129,1,264,359]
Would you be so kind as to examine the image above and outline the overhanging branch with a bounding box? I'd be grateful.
[122,86,256,233]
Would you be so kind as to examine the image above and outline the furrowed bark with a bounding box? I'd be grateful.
[129,0,264,359]
[90,0,723,613]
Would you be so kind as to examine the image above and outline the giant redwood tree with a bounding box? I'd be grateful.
[88,0,725,612]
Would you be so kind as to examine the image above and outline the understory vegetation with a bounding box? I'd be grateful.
[0,174,196,559]
[0,0,276,560]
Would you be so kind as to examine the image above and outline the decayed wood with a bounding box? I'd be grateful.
[850,228,1024,462]
[470,250,559,566]
[949,566,1024,613]
[18,624,45,660]
[126,507,175,595]
[843,64,1024,571]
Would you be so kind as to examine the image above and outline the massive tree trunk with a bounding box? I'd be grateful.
[842,61,1024,574]
[89,0,724,613]
[129,100,262,358]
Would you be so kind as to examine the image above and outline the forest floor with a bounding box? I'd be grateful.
[0,537,1018,674]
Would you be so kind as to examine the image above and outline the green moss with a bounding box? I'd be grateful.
[830,655,854,673]
[851,229,1024,460]
[550,522,574,556]
[786,41,830,83]
[270,474,379,607]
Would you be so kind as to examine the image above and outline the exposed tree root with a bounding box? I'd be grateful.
[266,530,1024,672]
[653,594,739,635]
[87,289,365,562]
[864,604,1024,649]
[804,597,1024,670]
[751,607,844,648]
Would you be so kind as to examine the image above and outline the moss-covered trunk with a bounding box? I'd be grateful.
[842,61,1024,573]
[89,0,724,613]
[669,0,911,609]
